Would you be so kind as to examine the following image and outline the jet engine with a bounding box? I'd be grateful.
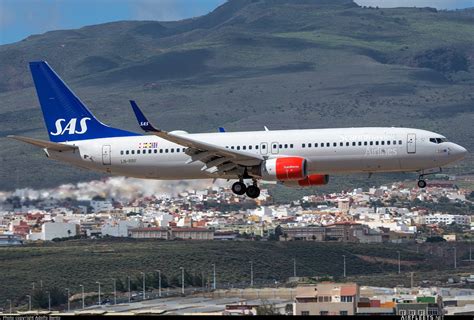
[257,157,307,181]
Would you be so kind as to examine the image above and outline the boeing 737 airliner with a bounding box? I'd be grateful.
[9,61,468,198]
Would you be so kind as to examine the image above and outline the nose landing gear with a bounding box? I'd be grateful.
[231,179,261,199]
[417,179,427,189]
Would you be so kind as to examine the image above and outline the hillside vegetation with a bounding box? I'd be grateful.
[0,0,473,191]
[0,239,471,306]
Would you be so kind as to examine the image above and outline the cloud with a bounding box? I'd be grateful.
[355,0,473,9]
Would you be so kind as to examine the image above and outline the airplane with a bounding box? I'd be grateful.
[9,61,468,199]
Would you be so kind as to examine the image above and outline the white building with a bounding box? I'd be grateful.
[90,199,113,213]
[421,214,470,226]
[101,220,140,237]
[28,221,78,241]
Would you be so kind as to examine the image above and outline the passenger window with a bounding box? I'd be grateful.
[284,144,288,148]
[160,149,163,153]
[364,142,367,146]
[393,140,397,145]
[302,143,306,148]
[375,141,379,146]
[171,149,174,153]
[333,142,337,147]
[279,144,283,149]
[387,141,391,145]
[352,142,356,146]
[358,142,362,146]
[256,145,259,149]
[346,142,349,147]
[399,140,402,145]
[249,146,252,150]
[237,146,240,150]
[307,143,311,148]
[370,141,373,146]
[137,150,141,154]
[165,149,169,153]
[262,145,266,149]
[126,150,130,155]
[326,143,330,147]
[120,151,124,155]
[321,143,324,148]
[243,146,246,150]
[290,144,294,148]
[340,142,343,147]
[131,150,135,155]
[381,141,385,145]
[154,149,158,153]
[231,146,234,149]
[148,149,152,154]
[315,143,318,147]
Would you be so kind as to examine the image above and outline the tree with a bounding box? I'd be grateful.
[49,286,67,307]
[256,300,280,315]
[116,278,126,292]
[32,288,48,309]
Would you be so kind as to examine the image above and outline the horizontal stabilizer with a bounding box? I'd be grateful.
[7,135,77,151]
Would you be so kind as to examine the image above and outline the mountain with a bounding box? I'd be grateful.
[0,0,473,191]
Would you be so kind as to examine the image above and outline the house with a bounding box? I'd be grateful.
[128,227,169,239]
[293,282,359,316]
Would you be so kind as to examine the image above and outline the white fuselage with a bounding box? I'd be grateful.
[47,127,467,180]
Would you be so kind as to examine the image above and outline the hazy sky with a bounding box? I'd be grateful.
[1,0,473,45]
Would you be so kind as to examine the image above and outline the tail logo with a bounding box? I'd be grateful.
[50,117,91,136]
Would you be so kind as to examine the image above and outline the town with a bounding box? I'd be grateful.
[0,176,473,316]
[0,176,472,245]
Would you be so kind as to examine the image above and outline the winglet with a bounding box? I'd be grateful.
[129,100,160,133]
[218,127,226,133]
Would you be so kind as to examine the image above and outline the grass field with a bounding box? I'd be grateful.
[1,239,473,308]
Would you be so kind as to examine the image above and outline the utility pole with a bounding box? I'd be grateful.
[155,270,162,297]
[454,247,457,269]
[26,295,31,311]
[47,292,51,311]
[40,280,43,290]
[65,288,70,312]
[397,251,401,274]
[140,272,146,300]
[470,244,472,261]
[250,261,254,287]
[343,255,346,278]
[96,281,101,306]
[113,279,117,305]
[127,276,131,303]
[6,299,12,313]
[410,272,414,289]
[180,267,185,295]
[32,282,35,291]
[293,257,297,277]
[79,285,85,309]
[212,264,216,290]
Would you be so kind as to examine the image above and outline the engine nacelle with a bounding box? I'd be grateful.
[259,157,307,181]
[281,174,330,187]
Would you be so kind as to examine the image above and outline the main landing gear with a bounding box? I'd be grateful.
[231,179,261,199]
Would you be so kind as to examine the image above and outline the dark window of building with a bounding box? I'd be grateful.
[301,311,310,316]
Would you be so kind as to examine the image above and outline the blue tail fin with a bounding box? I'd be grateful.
[29,61,140,142]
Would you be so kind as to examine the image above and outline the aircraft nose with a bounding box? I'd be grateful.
[453,144,468,159]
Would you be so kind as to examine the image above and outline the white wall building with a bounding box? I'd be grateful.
[41,221,77,241]
[420,214,470,226]
[101,220,140,237]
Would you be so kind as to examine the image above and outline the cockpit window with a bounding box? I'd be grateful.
[430,137,448,144]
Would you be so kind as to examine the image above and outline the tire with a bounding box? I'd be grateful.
[417,180,427,188]
[246,185,261,199]
[232,182,247,195]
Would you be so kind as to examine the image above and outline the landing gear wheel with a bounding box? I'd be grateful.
[246,185,261,199]
[417,179,427,188]
[232,181,247,195]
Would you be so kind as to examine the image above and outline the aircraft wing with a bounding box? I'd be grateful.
[8,135,78,151]
[129,101,263,176]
